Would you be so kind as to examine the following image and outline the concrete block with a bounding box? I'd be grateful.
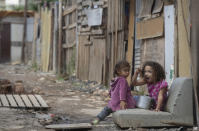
[113,109,172,128]
[113,77,194,128]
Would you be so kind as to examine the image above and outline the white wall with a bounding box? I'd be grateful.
[11,46,21,62]
[11,24,23,42]
[26,18,34,42]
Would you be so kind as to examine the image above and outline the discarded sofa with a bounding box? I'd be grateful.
[113,77,194,128]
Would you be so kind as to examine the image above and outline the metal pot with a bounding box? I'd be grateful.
[136,96,152,109]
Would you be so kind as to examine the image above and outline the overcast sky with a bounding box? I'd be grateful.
[6,0,19,5]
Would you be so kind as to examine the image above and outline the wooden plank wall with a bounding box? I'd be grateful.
[76,0,107,83]
[140,37,165,68]
[106,0,125,84]
[62,0,77,75]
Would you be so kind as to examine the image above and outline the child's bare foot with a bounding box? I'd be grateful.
[91,118,100,125]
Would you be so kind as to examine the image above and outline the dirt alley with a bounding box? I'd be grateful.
[0,63,120,131]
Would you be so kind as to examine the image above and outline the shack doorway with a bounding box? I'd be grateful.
[0,23,11,63]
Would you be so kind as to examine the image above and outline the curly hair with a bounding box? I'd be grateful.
[141,61,165,82]
[114,60,130,77]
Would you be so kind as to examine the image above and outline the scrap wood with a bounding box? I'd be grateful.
[45,123,92,129]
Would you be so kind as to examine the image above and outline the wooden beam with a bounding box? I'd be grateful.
[63,5,77,16]
[34,95,48,108]
[53,3,58,73]
[46,123,92,130]
[190,0,199,126]
[62,23,77,30]
[21,95,33,108]
[21,0,27,63]
[58,0,63,75]
[6,95,18,107]
[13,95,26,108]
[126,0,135,83]
[62,42,76,48]
[0,95,9,107]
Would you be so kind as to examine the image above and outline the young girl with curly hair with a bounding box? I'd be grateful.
[132,61,168,111]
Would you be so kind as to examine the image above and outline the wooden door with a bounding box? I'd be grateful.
[88,38,106,83]
[77,35,90,80]
[0,23,11,63]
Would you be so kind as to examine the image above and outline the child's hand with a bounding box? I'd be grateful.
[135,68,142,75]
[120,100,126,109]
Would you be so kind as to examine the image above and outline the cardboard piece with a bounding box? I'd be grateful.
[136,17,164,40]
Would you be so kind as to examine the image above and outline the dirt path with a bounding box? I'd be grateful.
[0,64,116,130]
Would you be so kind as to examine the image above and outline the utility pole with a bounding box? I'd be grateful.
[21,0,28,63]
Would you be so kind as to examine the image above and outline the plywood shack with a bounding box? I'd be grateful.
[0,11,34,64]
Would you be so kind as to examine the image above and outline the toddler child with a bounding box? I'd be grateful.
[91,60,136,125]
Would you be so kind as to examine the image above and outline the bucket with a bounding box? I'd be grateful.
[136,96,152,109]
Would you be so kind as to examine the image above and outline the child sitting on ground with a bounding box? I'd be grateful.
[132,61,168,111]
[91,60,136,125]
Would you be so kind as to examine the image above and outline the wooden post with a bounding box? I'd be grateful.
[21,0,28,63]
[58,0,63,75]
[126,0,135,84]
[190,0,199,126]
[32,13,39,65]
[53,3,58,73]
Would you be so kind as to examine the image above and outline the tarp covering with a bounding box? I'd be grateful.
[0,10,34,18]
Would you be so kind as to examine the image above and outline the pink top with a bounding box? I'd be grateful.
[108,77,136,111]
[147,80,168,109]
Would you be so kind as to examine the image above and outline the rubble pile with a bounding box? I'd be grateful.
[0,79,13,94]
[0,79,25,94]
